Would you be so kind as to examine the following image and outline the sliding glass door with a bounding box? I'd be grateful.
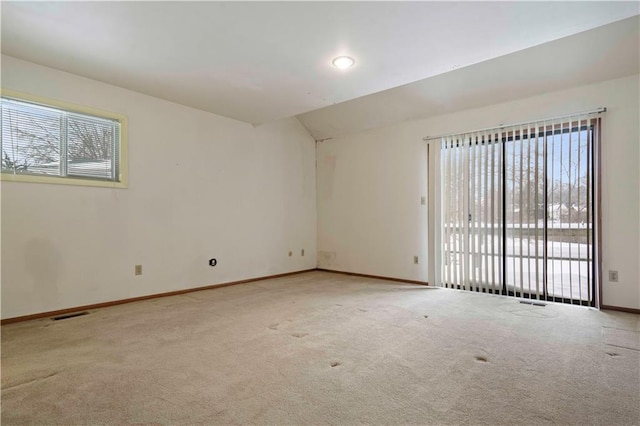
[439,112,600,306]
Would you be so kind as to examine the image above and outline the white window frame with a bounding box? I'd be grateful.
[0,89,128,188]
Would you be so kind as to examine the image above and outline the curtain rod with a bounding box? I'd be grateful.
[422,107,606,142]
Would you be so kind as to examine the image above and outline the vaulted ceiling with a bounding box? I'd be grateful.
[2,2,638,139]
[299,15,640,140]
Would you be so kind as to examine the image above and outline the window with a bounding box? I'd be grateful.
[1,90,127,187]
[434,110,603,307]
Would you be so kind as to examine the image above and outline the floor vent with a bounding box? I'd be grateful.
[52,311,90,321]
[519,300,547,307]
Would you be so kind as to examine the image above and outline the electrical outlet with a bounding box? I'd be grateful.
[135,265,142,276]
[609,270,619,282]
[301,249,305,256]
[414,256,419,264]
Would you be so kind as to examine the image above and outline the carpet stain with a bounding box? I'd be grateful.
[3,371,60,390]
[335,304,343,307]
[268,323,279,330]
[606,352,620,357]
[602,327,640,351]
[358,308,368,312]
[291,333,308,338]
[330,362,340,367]
[423,315,429,319]
[475,356,488,363]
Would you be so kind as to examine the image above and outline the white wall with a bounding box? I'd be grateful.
[1,55,317,319]
[317,74,640,309]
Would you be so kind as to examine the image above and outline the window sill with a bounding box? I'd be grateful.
[0,173,128,189]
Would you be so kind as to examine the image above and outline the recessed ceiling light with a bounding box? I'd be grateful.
[332,56,355,69]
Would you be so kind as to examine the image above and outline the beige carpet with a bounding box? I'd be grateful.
[2,271,639,425]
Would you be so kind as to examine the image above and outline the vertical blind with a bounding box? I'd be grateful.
[437,110,602,306]
[1,96,121,181]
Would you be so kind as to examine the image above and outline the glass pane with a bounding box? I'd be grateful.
[67,114,115,179]
[546,123,593,303]
[1,100,61,176]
